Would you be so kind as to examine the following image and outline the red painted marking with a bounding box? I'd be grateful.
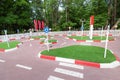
[17,45,19,48]
[114,54,120,61]
[109,39,114,41]
[109,34,112,36]
[55,35,59,36]
[10,38,16,41]
[52,42,57,44]
[0,48,5,52]
[72,34,76,36]
[21,37,25,39]
[105,34,113,36]
[83,34,87,36]
[34,38,40,40]
[77,40,86,42]
[63,34,67,36]
[93,34,99,36]
[75,60,100,68]
[93,40,101,42]
[69,38,73,40]
[40,42,44,44]
[40,55,55,60]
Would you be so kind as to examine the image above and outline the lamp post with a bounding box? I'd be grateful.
[80,19,85,36]
[4,30,10,48]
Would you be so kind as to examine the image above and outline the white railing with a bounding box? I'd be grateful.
[0,30,120,41]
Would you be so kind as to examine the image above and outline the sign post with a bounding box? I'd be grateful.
[29,29,32,46]
[104,25,110,58]
[101,26,103,40]
[89,15,94,39]
[4,30,10,48]
[80,19,85,36]
[44,27,49,52]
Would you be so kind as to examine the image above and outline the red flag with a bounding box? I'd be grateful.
[41,21,44,29]
[34,20,38,31]
[38,20,41,30]
[90,15,94,25]
[34,20,36,30]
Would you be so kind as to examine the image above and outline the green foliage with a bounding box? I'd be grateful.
[0,0,31,34]
[61,21,77,30]
[0,0,119,33]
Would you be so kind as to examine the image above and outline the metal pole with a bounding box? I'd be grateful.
[46,33,49,52]
[101,26,103,40]
[4,30,10,48]
[81,21,84,36]
[29,30,32,46]
[104,25,110,58]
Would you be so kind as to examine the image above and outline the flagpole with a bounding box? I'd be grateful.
[29,29,32,47]
[101,26,103,40]
[104,25,110,58]
[89,16,94,40]
[46,33,49,52]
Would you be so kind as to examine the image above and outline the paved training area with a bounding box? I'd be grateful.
[0,35,120,80]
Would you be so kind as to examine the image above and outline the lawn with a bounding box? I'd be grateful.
[0,41,20,49]
[68,36,114,40]
[41,39,57,43]
[41,45,116,63]
[32,35,46,39]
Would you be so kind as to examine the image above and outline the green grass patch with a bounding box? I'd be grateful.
[68,36,114,40]
[32,35,46,39]
[0,41,20,49]
[41,39,57,43]
[41,45,116,63]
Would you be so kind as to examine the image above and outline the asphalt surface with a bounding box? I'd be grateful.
[0,35,120,80]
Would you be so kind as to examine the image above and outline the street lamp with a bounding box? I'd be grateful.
[80,19,85,36]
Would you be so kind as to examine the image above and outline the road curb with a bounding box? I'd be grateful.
[38,52,120,68]
[65,34,113,36]
[40,40,58,44]
[66,38,114,43]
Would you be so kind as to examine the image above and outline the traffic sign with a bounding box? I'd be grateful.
[44,27,49,33]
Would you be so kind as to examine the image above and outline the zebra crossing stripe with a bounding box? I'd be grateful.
[0,59,5,63]
[48,75,64,80]
[54,68,84,79]
[16,64,32,70]
[59,62,84,70]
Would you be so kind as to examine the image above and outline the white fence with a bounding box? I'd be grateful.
[0,30,120,41]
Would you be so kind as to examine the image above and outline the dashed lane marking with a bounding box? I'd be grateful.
[48,75,65,80]
[0,59,5,63]
[59,62,84,70]
[16,64,32,70]
[54,68,84,79]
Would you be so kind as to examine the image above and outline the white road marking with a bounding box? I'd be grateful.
[54,68,84,79]
[61,42,66,46]
[0,59,5,63]
[16,64,32,70]
[80,43,91,45]
[59,62,84,70]
[48,75,64,80]
[56,57,75,63]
